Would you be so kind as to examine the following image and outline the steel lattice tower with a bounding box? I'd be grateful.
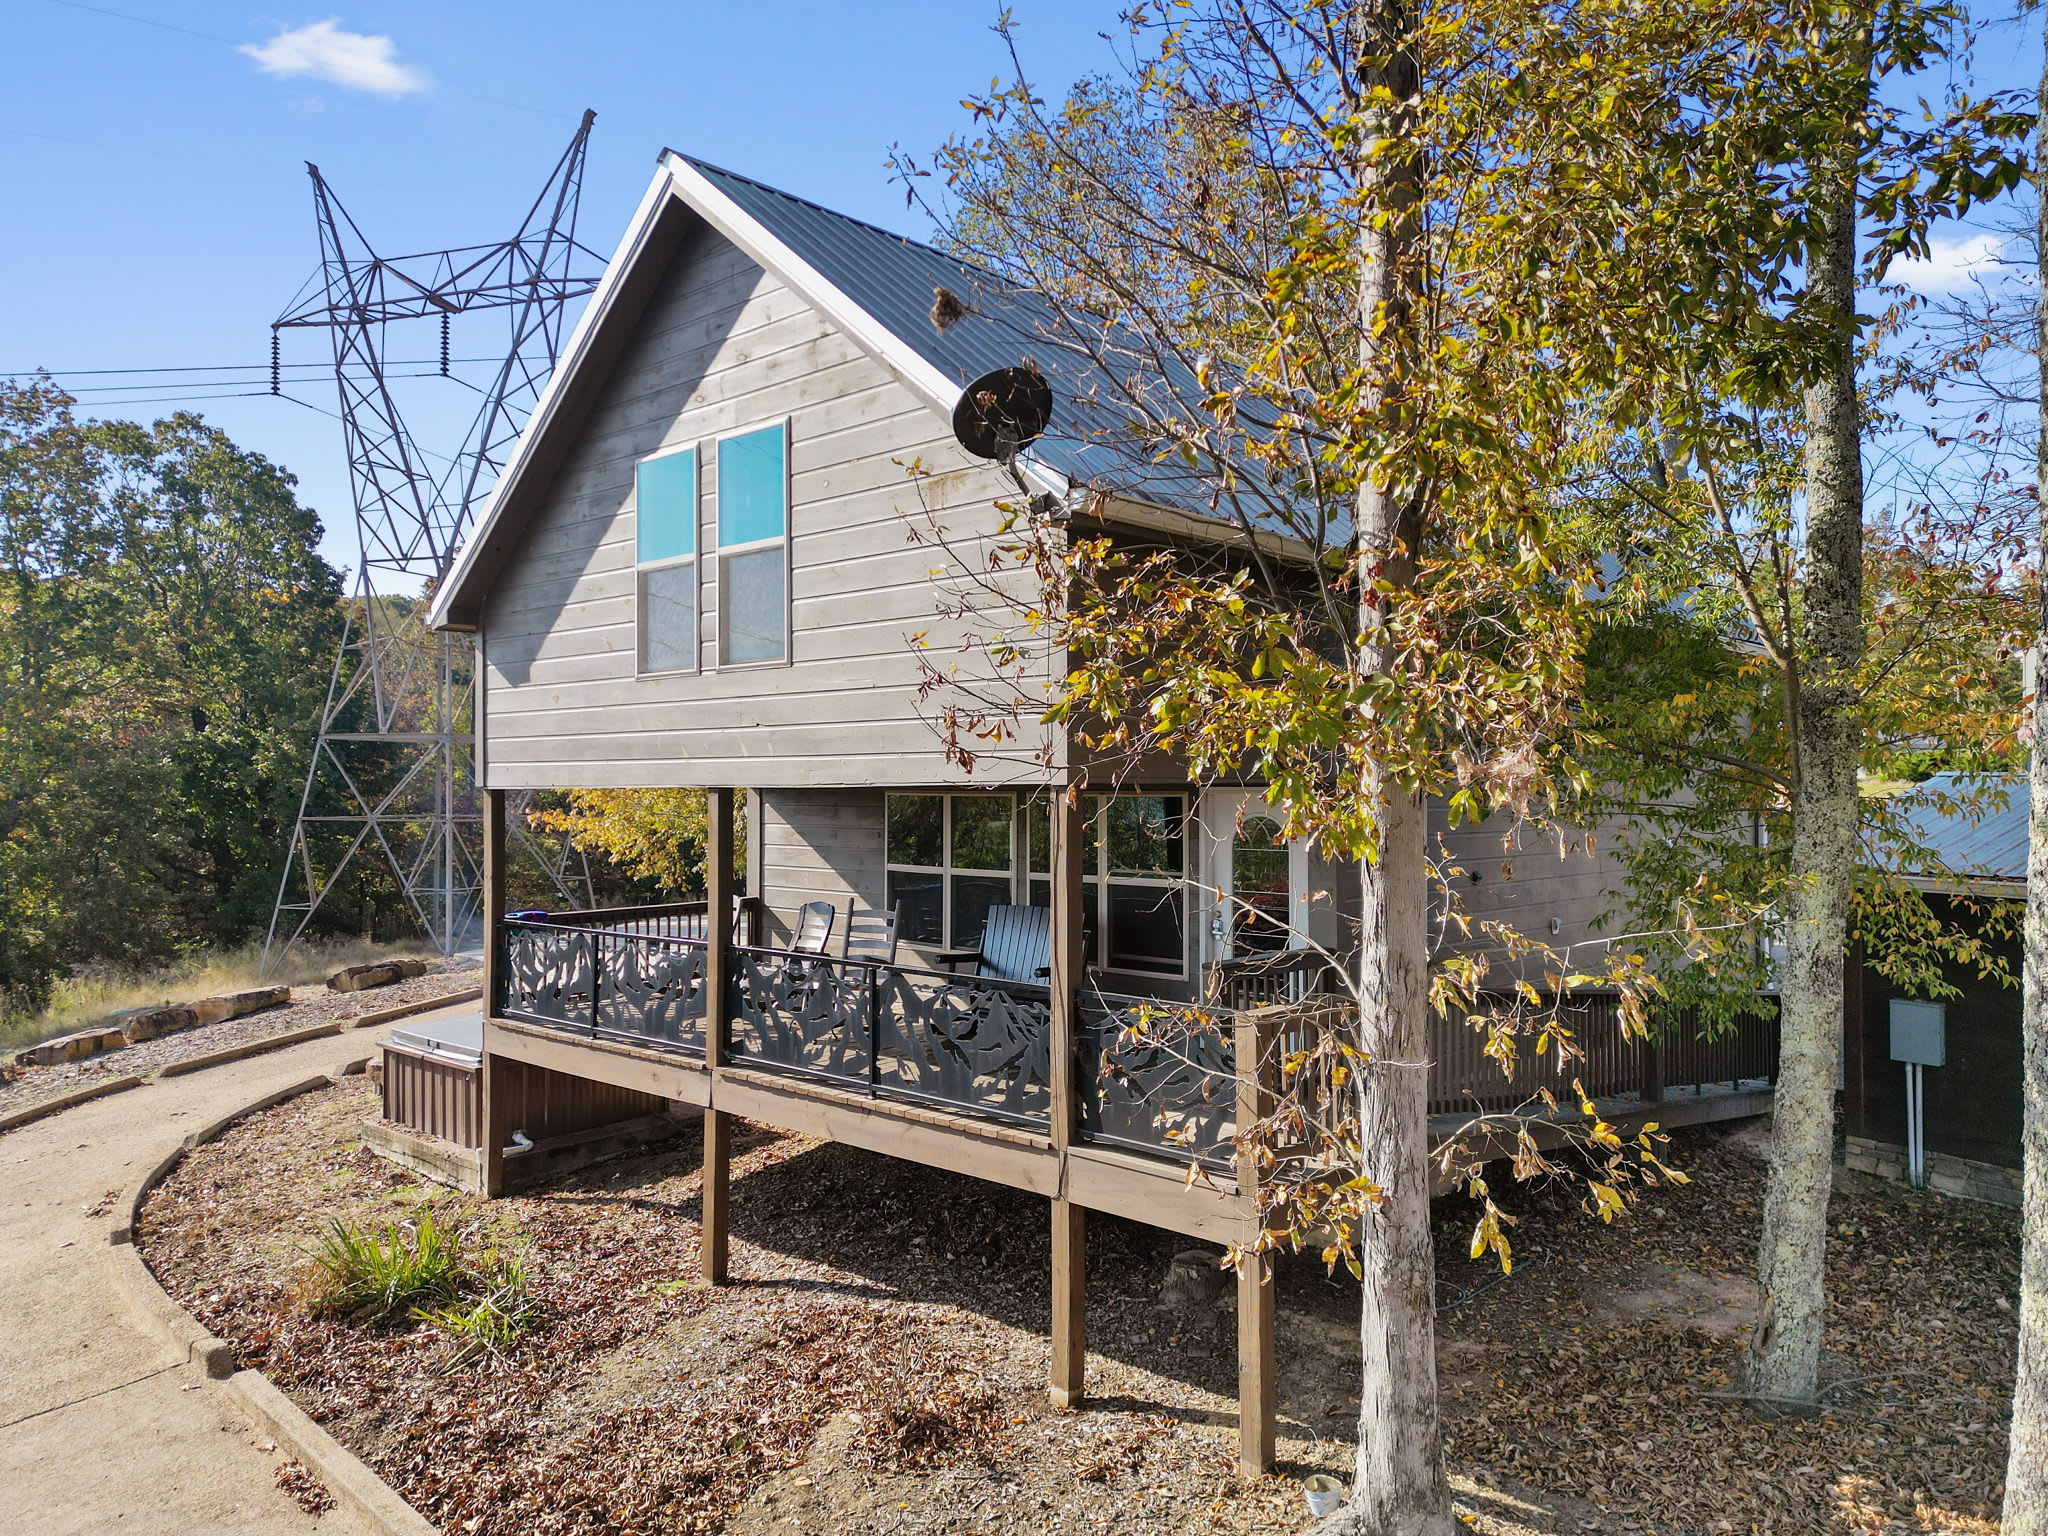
[265,112,605,967]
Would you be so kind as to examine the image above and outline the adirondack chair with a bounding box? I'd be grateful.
[842,905,902,966]
[937,903,1052,982]
[790,900,837,955]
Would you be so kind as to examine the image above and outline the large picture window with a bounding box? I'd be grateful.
[885,793,1016,949]
[1024,794,1188,978]
[635,445,698,673]
[717,423,788,665]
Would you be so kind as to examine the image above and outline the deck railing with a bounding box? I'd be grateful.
[494,914,1780,1169]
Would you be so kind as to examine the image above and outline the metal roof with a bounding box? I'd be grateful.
[429,152,1304,632]
[678,156,1271,528]
[1875,773,2027,888]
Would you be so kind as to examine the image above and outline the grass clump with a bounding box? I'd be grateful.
[305,1207,467,1321]
[303,1208,539,1362]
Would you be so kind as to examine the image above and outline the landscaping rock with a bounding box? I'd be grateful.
[119,1004,203,1045]
[1156,1247,1227,1339]
[15,987,290,1066]
[15,1025,131,1067]
[327,960,430,994]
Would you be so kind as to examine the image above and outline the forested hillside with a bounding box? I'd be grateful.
[0,378,345,1012]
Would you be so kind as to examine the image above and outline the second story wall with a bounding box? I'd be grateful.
[478,216,1054,791]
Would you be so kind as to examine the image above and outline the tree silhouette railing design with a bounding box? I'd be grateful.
[495,917,1780,1167]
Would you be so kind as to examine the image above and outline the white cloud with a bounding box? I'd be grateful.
[1891,232,2009,295]
[239,19,430,98]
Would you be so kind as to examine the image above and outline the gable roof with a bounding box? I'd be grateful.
[428,153,1234,632]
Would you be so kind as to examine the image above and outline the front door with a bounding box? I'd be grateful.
[1202,790,1308,965]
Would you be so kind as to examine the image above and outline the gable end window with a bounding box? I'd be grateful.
[636,445,698,673]
[717,422,789,665]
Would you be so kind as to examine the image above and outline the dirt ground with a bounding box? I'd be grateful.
[137,1083,2020,1536]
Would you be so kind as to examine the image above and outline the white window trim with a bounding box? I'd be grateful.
[885,792,1018,951]
[633,442,700,676]
[711,417,793,672]
[1026,792,1191,981]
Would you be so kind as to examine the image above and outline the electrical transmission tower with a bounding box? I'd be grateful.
[265,112,604,968]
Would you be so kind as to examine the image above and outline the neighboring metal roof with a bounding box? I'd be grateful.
[1875,773,2027,889]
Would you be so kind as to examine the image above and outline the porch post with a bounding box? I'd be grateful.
[701,786,736,1285]
[1234,1003,1278,1472]
[1237,1250,1277,1475]
[1048,785,1086,1407]
[478,787,510,1199]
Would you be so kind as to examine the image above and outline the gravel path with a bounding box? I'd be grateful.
[0,961,483,1121]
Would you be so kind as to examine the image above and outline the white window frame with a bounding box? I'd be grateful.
[634,442,700,676]
[1025,792,1190,981]
[884,792,1019,951]
[712,417,793,670]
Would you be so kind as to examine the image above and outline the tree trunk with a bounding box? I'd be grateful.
[1744,96,1864,1409]
[1325,5,1456,1533]
[1999,25,2048,1526]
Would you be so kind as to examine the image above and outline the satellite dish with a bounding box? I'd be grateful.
[951,366,1053,462]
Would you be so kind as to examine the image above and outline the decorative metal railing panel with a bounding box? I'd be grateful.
[498,920,707,1055]
[726,947,873,1088]
[501,922,596,1031]
[593,932,708,1052]
[875,969,1051,1126]
[1079,990,1238,1166]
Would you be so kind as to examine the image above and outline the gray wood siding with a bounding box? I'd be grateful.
[479,219,1053,790]
[1298,807,1626,986]
[754,789,888,948]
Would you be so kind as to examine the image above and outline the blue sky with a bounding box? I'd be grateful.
[1,1,1127,575]
[3,2,2040,582]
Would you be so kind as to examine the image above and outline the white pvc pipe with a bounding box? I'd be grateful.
[1906,1063,1915,1187]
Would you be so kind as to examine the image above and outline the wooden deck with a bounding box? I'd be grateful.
[473,795,1780,1477]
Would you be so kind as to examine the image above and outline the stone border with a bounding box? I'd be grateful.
[156,1021,344,1078]
[108,1069,439,1536]
[0,1074,143,1135]
[340,986,483,1031]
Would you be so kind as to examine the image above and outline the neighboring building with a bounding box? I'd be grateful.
[426,152,1779,1470]
[1843,774,2026,1206]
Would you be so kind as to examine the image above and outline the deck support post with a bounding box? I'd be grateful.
[1050,1198,1086,1407]
[1236,1250,1276,1475]
[1234,1003,1277,1472]
[479,787,509,1199]
[1047,784,1086,1406]
[701,786,737,1285]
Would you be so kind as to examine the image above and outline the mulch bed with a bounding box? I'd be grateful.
[136,1083,2021,1536]
[0,962,481,1121]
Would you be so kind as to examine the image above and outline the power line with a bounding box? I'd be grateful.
[9,357,516,377]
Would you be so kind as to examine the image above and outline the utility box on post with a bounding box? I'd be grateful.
[1888,999,1947,1067]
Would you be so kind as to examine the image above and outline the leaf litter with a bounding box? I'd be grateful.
[138,1083,2019,1535]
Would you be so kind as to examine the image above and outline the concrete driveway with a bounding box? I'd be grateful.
[0,1003,473,1536]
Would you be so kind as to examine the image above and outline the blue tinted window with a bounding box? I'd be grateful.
[635,448,696,564]
[718,425,786,547]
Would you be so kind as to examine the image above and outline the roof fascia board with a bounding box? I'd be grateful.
[1085,493,1319,565]
[428,164,682,631]
[1897,873,2025,899]
[662,152,966,421]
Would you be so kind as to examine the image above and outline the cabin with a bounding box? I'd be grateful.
[1843,774,2027,1206]
[425,151,1780,1470]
